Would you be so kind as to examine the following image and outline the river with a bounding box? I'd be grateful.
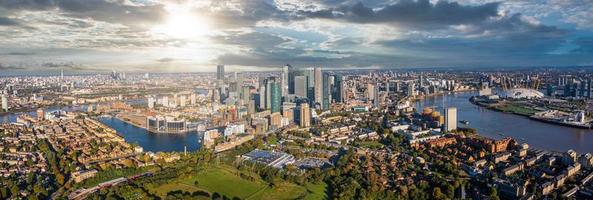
[415,92,593,153]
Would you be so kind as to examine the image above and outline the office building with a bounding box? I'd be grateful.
[190,93,196,105]
[258,86,266,110]
[217,65,225,80]
[294,76,307,98]
[282,105,294,123]
[270,81,281,113]
[299,103,311,127]
[445,107,457,132]
[314,67,323,108]
[282,65,289,97]
[367,83,376,101]
[322,73,331,109]
[333,74,343,103]
[2,94,8,112]
[148,96,156,109]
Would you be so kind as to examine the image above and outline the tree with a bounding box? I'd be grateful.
[432,187,446,200]
[489,187,500,200]
[56,173,66,185]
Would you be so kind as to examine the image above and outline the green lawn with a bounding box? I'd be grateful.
[303,182,329,200]
[150,165,323,200]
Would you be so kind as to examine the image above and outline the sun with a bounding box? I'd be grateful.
[151,4,211,39]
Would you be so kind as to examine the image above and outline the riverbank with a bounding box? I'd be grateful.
[113,113,196,134]
[469,96,591,129]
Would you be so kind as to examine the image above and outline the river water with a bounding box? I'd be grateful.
[415,92,593,154]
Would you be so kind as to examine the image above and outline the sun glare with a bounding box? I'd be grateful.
[151,4,211,39]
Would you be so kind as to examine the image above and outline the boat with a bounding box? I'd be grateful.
[459,120,470,125]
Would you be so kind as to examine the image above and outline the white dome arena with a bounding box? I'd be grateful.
[501,88,544,99]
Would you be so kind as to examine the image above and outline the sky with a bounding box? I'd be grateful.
[0,0,592,73]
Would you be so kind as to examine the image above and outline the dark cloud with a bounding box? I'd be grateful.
[199,0,291,29]
[0,63,25,70]
[156,58,175,63]
[0,52,35,55]
[300,0,500,28]
[213,31,290,48]
[571,37,593,53]
[0,17,19,26]
[41,61,87,70]
[0,0,167,27]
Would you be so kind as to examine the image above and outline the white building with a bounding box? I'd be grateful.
[445,107,457,132]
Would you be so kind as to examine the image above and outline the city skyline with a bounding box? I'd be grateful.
[0,0,592,73]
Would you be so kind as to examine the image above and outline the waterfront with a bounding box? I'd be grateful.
[415,92,593,153]
[98,117,201,152]
[1,102,202,153]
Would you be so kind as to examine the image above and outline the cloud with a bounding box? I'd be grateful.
[156,57,175,62]
[0,17,19,26]
[300,0,500,28]
[0,63,25,70]
[0,0,167,28]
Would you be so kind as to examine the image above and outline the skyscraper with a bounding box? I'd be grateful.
[322,73,331,110]
[445,107,457,132]
[294,76,307,98]
[367,83,375,101]
[282,65,289,97]
[299,103,310,127]
[270,81,281,113]
[217,65,225,80]
[259,85,266,111]
[333,74,343,103]
[190,93,196,105]
[148,96,156,109]
[314,67,323,108]
[1,94,8,112]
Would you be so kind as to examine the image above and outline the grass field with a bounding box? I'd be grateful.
[149,165,326,199]
[495,104,538,116]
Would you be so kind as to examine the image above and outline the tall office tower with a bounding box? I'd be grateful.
[241,86,251,105]
[444,107,457,132]
[266,79,273,109]
[1,94,8,112]
[270,81,281,113]
[587,78,593,98]
[282,65,289,97]
[162,96,169,107]
[322,73,331,110]
[395,81,401,92]
[217,65,225,80]
[190,93,196,105]
[148,96,156,109]
[385,81,390,93]
[60,69,64,81]
[248,99,256,114]
[367,83,376,101]
[373,83,380,107]
[407,83,415,96]
[299,103,311,127]
[333,74,343,103]
[259,86,266,110]
[294,76,307,98]
[419,73,424,88]
[314,67,323,108]
[180,95,187,107]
